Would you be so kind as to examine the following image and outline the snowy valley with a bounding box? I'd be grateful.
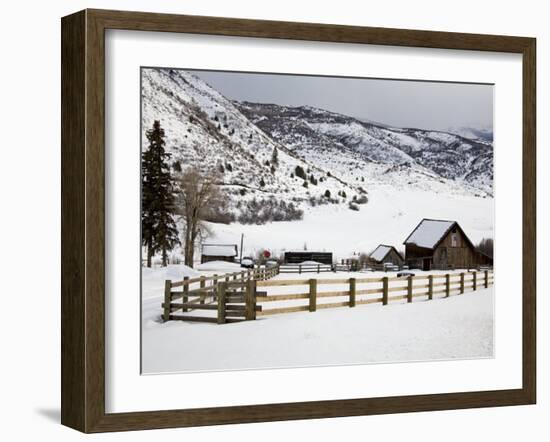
[141,68,494,259]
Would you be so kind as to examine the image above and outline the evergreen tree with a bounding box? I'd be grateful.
[141,120,180,267]
[271,147,279,167]
[295,165,307,180]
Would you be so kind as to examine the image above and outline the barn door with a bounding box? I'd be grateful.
[423,258,431,271]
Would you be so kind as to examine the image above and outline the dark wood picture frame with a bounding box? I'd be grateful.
[61,9,536,433]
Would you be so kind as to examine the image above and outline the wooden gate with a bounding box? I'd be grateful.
[163,279,260,324]
[216,280,260,324]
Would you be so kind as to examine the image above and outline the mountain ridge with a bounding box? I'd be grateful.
[141,68,493,225]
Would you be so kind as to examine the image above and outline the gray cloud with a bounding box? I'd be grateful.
[191,69,493,132]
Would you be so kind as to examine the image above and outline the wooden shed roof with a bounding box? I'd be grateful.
[370,244,403,263]
[201,244,238,257]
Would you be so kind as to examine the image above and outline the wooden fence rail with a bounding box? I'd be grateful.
[163,268,494,324]
[163,264,279,322]
[279,263,333,274]
[255,270,494,318]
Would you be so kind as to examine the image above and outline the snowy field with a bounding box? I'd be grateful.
[142,266,494,374]
[204,186,493,258]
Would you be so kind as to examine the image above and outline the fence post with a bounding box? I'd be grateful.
[349,278,356,307]
[217,282,226,324]
[299,264,302,275]
[428,275,433,300]
[445,274,450,298]
[245,279,257,320]
[382,276,389,305]
[407,275,413,303]
[484,270,489,289]
[163,280,172,322]
[199,276,206,304]
[309,279,317,312]
[473,271,477,291]
[317,264,320,274]
[460,273,465,294]
[213,273,218,297]
[182,276,189,312]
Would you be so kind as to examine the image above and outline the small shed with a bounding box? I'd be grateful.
[200,244,238,264]
[403,219,481,270]
[284,251,333,265]
[369,244,404,266]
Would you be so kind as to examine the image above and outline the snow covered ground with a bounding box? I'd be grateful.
[142,267,494,374]
[204,186,493,259]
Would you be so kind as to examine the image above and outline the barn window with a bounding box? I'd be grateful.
[451,233,457,247]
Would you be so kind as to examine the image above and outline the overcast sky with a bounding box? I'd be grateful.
[192,69,493,132]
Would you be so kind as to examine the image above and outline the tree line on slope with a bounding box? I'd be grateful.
[141,121,302,268]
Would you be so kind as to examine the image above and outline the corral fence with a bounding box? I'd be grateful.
[163,268,493,324]
[256,269,493,318]
[162,264,279,323]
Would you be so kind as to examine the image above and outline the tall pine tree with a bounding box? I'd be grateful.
[142,120,180,267]
[271,146,279,167]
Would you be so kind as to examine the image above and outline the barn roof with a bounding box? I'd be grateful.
[370,244,401,262]
[403,218,477,251]
[404,219,454,249]
[201,244,237,257]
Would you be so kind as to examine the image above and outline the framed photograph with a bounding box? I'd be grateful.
[61,9,536,433]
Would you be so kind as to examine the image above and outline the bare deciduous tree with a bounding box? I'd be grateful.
[477,237,494,258]
[175,169,222,267]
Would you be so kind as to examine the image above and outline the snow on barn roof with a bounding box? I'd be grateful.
[404,219,456,249]
[201,244,237,257]
[370,245,393,262]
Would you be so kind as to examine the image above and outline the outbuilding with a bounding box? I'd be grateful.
[200,244,238,264]
[284,251,333,265]
[369,244,404,266]
[403,219,483,270]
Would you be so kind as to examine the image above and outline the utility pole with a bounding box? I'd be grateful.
[240,233,244,264]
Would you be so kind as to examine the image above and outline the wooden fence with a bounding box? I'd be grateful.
[162,264,279,322]
[163,268,493,324]
[255,269,494,318]
[279,263,334,274]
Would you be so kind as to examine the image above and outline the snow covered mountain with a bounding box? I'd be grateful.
[446,126,493,143]
[142,68,493,226]
[142,68,364,223]
[237,102,493,196]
